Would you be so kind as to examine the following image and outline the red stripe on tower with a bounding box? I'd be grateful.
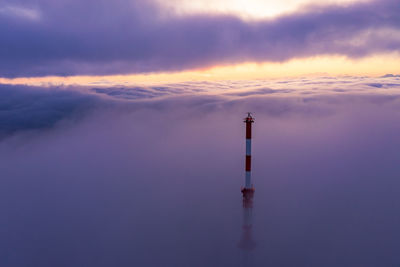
[246,123,252,139]
[245,156,251,172]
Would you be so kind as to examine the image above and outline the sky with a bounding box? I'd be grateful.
[2,1,400,265]
[0,0,399,83]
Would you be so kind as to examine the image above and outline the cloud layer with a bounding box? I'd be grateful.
[0,0,399,77]
[1,75,400,139]
[2,77,400,266]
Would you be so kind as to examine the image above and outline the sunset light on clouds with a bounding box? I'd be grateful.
[158,0,371,19]
[0,0,399,83]
[1,54,400,86]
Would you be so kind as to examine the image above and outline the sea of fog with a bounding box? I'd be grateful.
[1,76,400,266]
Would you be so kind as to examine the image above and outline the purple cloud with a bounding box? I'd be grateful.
[0,84,109,138]
[0,0,399,77]
[1,75,400,138]
[2,77,400,266]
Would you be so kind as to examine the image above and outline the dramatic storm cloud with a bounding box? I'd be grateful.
[0,0,399,77]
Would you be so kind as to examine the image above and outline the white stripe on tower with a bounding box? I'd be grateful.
[246,139,251,155]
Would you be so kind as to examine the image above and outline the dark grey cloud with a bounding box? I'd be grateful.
[225,88,294,97]
[381,74,400,78]
[0,0,399,77]
[0,84,105,138]
[91,86,184,99]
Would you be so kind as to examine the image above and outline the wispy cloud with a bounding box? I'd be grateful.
[0,5,41,21]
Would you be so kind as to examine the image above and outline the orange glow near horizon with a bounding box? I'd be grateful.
[1,54,399,87]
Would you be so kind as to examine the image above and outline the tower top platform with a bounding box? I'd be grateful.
[244,112,254,123]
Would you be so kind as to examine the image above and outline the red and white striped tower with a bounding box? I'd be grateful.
[239,113,256,252]
[242,112,255,198]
